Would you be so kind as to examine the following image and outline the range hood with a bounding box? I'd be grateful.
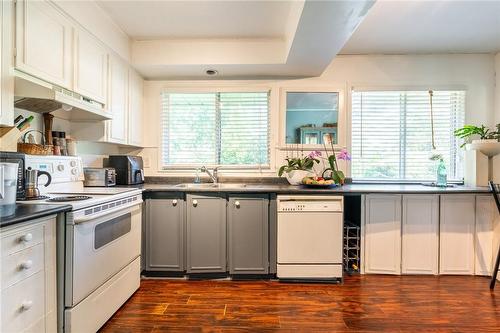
[14,70,112,121]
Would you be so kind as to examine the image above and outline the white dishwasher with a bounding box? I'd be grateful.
[277,195,343,281]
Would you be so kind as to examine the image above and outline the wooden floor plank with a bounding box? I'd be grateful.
[99,275,500,333]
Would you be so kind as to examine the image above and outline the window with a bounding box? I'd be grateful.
[351,90,465,182]
[161,91,270,168]
[285,92,339,145]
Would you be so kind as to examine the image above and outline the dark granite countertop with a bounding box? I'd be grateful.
[0,204,72,228]
[126,183,490,195]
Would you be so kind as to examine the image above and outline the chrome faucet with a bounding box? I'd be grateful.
[200,166,219,184]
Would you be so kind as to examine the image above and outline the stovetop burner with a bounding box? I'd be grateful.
[47,195,92,202]
[18,195,50,201]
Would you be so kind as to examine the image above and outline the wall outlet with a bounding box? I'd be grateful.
[143,156,151,168]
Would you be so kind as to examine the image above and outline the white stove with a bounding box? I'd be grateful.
[20,155,142,210]
[21,155,143,333]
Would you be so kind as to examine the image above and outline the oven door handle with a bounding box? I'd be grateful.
[72,200,142,224]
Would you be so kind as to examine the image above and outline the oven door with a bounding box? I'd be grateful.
[65,203,142,307]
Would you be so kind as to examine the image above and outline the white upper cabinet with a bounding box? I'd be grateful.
[73,28,108,103]
[107,56,128,144]
[402,195,439,275]
[364,194,402,275]
[0,0,14,127]
[15,0,72,89]
[439,195,475,275]
[128,69,143,147]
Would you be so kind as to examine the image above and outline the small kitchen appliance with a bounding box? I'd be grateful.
[106,155,144,185]
[0,151,26,199]
[0,162,19,216]
[83,167,116,187]
[25,167,52,199]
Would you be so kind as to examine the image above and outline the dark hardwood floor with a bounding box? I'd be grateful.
[99,275,500,332]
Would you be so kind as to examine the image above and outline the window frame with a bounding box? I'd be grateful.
[278,86,346,152]
[347,84,468,184]
[158,87,273,172]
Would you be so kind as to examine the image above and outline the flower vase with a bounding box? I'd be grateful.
[285,170,312,185]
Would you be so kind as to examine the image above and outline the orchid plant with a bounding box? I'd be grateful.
[277,151,320,177]
[321,142,351,184]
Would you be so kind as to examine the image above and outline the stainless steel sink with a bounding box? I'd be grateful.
[174,183,247,189]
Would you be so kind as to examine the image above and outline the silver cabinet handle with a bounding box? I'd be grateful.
[192,200,198,207]
[19,260,33,270]
[235,201,241,208]
[20,300,33,311]
[172,199,178,206]
[19,233,33,243]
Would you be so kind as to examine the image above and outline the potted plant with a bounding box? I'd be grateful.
[454,124,499,147]
[278,151,320,185]
[320,143,351,185]
[454,123,500,157]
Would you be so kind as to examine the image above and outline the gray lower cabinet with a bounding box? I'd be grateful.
[186,194,227,273]
[145,194,185,271]
[228,194,269,274]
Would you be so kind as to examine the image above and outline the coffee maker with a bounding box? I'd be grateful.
[106,156,144,185]
[25,167,52,199]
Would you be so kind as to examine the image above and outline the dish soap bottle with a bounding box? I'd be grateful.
[436,159,447,187]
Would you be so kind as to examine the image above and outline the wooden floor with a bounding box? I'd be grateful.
[99,275,500,332]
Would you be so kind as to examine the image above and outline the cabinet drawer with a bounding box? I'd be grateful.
[1,243,44,290]
[1,224,44,256]
[1,270,45,333]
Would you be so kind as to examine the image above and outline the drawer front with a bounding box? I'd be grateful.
[1,243,44,289]
[1,224,44,256]
[1,270,45,333]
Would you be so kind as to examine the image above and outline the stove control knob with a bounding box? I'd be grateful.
[70,160,77,167]
[71,168,77,175]
[57,165,64,172]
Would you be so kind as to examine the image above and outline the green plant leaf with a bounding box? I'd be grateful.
[278,165,286,177]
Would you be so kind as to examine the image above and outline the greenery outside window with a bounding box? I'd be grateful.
[160,91,270,168]
[351,90,466,182]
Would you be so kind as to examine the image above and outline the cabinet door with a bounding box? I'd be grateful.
[128,69,143,146]
[402,195,439,274]
[439,195,475,275]
[364,194,401,275]
[146,197,185,271]
[0,0,12,127]
[107,56,128,144]
[15,0,72,88]
[74,28,107,103]
[186,194,226,273]
[475,195,499,276]
[228,195,269,274]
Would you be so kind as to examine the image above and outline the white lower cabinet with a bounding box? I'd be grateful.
[0,215,57,333]
[475,195,500,276]
[401,195,439,274]
[364,194,402,275]
[439,195,476,275]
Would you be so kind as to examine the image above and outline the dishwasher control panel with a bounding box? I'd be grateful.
[277,196,343,212]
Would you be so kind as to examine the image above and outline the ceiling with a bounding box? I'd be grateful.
[96,0,375,80]
[97,1,292,40]
[341,0,500,55]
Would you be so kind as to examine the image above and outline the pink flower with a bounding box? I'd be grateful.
[336,149,351,161]
[308,150,322,158]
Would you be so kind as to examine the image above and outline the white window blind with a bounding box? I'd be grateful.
[351,90,465,182]
[161,92,270,168]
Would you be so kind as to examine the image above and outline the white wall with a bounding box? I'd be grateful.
[495,53,500,124]
[140,54,496,178]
